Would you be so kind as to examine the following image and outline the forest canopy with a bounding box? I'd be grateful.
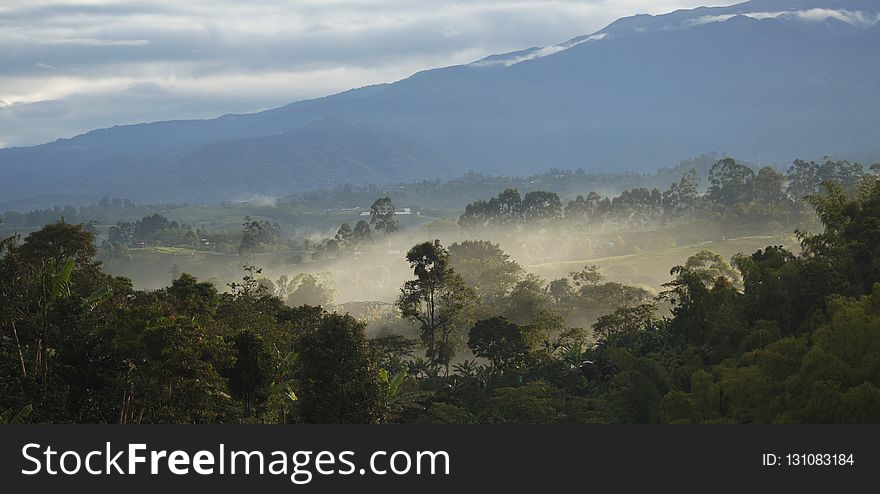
[2,157,880,424]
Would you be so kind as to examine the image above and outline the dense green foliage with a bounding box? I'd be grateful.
[458,158,856,233]
[2,158,880,423]
[0,233,387,423]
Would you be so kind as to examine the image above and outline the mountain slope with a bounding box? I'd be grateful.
[1,0,879,204]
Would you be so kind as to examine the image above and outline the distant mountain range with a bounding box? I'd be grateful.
[2,0,879,206]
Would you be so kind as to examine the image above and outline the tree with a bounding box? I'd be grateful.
[167,273,219,319]
[19,221,96,267]
[522,191,562,223]
[134,213,171,241]
[239,216,281,256]
[505,274,551,324]
[677,168,700,216]
[397,240,475,372]
[732,246,799,333]
[448,240,523,306]
[483,381,566,423]
[786,159,820,200]
[564,195,589,224]
[229,330,273,416]
[662,260,742,357]
[521,310,586,360]
[468,317,529,370]
[708,157,755,207]
[816,160,864,195]
[11,222,105,386]
[136,317,232,423]
[335,223,354,250]
[800,180,880,295]
[370,197,398,237]
[496,188,523,224]
[458,199,493,233]
[565,191,607,226]
[29,257,75,386]
[612,188,663,230]
[593,304,658,350]
[663,170,701,220]
[352,220,373,248]
[293,312,388,423]
[570,265,605,288]
[563,265,652,325]
[680,250,742,288]
[285,273,335,307]
[753,166,788,213]
[416,403,475,424]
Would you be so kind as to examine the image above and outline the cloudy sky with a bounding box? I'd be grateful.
[0,0,726,148]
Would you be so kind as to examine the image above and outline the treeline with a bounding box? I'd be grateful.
[2,162,880,424]
[108,213,199,248]
[291,154,725,211]
[0,205,87,228]
[102,214,292,259]
[311,197,396,261]
[0,197,184,228]
[459,158,876,233]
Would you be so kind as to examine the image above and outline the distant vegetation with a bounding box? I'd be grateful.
[458,158,870,233]
[2,156,880,423]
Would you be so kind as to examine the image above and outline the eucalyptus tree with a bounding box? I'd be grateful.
[352,220,373,248]
[522,190,562,224]
[708,157,755,207]
[370,197,399,238]
[753,166,788,213]
[335,223,354,250]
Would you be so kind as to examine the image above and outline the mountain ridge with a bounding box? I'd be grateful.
[2,0,879,204]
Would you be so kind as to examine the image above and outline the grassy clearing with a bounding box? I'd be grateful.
[527,233,800,291]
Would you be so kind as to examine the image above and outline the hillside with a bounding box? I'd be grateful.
[1,0,878,204]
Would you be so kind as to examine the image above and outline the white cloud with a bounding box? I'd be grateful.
[472,33,608,67]
[689,9,880,27]
[794,8,880,27]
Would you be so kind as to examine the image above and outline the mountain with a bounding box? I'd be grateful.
[2,0,879,205]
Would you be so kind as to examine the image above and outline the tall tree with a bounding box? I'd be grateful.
[496,188,523,224]
[671,168,700,218]
[293,312,388,423]
[397,240,475,372]
[785,159,820,200]
[352,220,373,248]
[523,191,562,223]
[335,223,354,250]
[753,166,787,213]
[458,199,493,233]
[370,197,399,237]
[708,157,755,207]
[448,240,523,306]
